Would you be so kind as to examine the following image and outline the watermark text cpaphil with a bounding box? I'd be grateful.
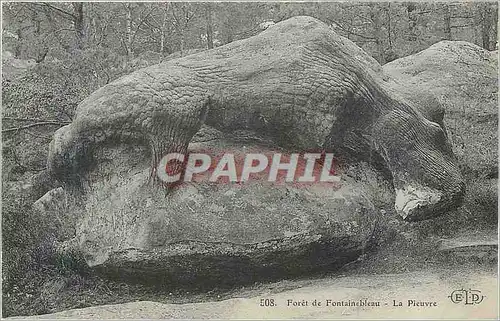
[155,151,341,185]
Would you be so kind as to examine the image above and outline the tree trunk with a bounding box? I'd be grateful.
[481,21,491,50]
[443,4,452,40]
[72,3,85,49]
[369,5,386,64]
[160,29,165,54]
[90,3,97,45]
[179,32,185,56]
[160,2,169,54]
[126,4,133,58]
[205,4,214,49]
[479,3,495,50]
[491,4,498,50]
[387,4,392,49]
[32,10,48,63]
[405,3,417,41]
[14,29,22,58]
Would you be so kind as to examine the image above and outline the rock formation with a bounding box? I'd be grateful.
[37,16,465,284]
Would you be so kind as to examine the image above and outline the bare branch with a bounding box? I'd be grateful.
[38,2,77,20]
[131,6,156,46]
[323,17,376,40]
[451,24,476,28]
[2,121,71,133]
[3,117,68,122]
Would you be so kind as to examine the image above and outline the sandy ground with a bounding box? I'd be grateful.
[10,267,497,319]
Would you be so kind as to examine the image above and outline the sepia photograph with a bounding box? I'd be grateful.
[1,1,498,319]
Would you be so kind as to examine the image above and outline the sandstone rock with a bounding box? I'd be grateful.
[384,41,497,101]
[33,187,67,213]
[438,232,498,263]
[65,138,378,286]
[38,16,468,286]
[47,16,464,223]
[384,41,498,174]
[32,187,76,241]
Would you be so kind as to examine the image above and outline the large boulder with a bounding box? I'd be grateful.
[47,16,464,222]
[52,137,379,285]
[384,41,498,175]
[37,16,464,284]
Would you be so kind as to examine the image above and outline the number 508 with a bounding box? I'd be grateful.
[260,298,276,307]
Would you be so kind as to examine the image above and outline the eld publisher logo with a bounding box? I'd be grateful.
[448,289,485,305]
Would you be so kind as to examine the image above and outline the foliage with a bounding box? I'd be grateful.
[3,48,129,119]
[2,186,54,300]
[1,46,142,316]
[1,47,144,179]
[2,2,497,63]
[1,178,92,316]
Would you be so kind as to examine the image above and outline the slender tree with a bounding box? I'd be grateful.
[205,3,214,49]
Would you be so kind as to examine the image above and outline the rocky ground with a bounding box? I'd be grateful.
[10,269,499,319]
[7,242,497,319]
